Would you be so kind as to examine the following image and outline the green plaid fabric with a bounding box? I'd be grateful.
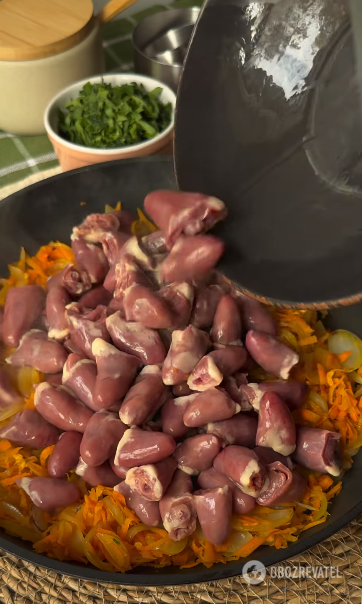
[0,0,202,189]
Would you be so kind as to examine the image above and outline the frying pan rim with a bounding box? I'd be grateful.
[0,157,360,585]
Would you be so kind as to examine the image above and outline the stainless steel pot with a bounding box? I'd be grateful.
[133,8,200,92]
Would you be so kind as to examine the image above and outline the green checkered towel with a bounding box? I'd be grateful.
[0,0,202,190]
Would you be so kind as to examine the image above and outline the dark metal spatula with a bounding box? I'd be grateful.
[175,0,362,309]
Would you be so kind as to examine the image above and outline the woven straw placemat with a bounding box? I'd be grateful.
[0,170,362,604]
[1,516,362,604]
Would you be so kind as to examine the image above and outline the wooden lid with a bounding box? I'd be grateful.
[0,0,94,61]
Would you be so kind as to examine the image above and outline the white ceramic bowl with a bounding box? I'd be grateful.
[44,73,176,171]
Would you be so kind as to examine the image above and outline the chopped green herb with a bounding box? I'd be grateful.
[113,538,120,544]
[58,81,172,149]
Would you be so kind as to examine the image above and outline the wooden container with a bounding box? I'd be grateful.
[0,0,104,135]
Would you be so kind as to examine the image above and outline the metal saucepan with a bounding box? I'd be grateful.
[145,24,194,59]
[133,8,200,92]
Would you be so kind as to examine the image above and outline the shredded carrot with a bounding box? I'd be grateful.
[318,476,333,491]
[172,550,190,566]
[24,393,35,410]
[0,242,74,299]
[325,482,342,501]
[338,350,353,364]
[300,336,318,347]
[40,447,55,469]
[299,409,321,424]
[233,537,266,558]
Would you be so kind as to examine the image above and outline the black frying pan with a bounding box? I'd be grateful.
[175,0,362,310]
[0,157,362,585]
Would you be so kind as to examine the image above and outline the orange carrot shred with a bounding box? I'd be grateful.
[299,409,321,423]
[234,537,266,558]
[339,351,353,364]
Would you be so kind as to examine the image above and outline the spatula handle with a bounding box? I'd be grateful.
[97,0,139,26]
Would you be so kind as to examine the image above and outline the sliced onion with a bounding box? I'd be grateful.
[315,320,327,340]
[58,505,83,525]
[127,523,167,540]
[96,532,130,571]
[0,399,24,422]
[31,506,49,532]
[346,430,362,456]
[350,371,362,385]
[355,385,362,398]
[232,507,293,532]
[65,524,87,563]
[309,391,328,413]
[8,266,28,287]
[84,526,115,572]
[103,496,125,527]
[328,330,362,371]
[16,367,43,398]
[309,492,328,521]
[223,530,253,556]
[0,501,25,523]
[0,519,42,543]
[295,502,317,511]
[153,536,188,556]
